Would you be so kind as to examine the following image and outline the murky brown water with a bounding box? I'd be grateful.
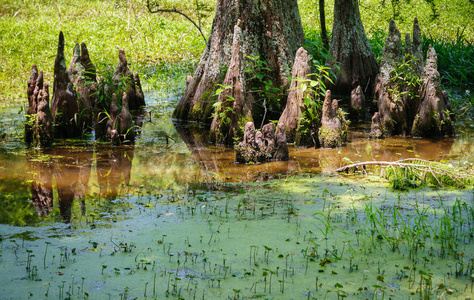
[0,100,473,225]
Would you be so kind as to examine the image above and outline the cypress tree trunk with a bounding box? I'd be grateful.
[173,0,305,144]
[328,0,378,96]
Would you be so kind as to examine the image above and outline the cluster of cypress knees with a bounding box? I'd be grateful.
[25,31,146,148]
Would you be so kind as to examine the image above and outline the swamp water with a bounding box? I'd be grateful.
[0,90,474,299]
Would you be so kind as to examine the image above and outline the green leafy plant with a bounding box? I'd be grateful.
[295,61,338,146]
[388,55,422,104]
[212,84,234,126]
[244,55,287,127]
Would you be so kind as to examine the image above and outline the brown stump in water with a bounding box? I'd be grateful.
[69,43,95,133]
[113,49,145,111]
[106,93,121,145]
[236,122,288,163]
[279,47,312,143]
[118,92,135,143]
[274,123,289,161]
[370,20,408,138]
[370,18,454,138]
[210,22,252,144]
[95,49,145,144]
[34,83,53,148]
[51,32,81,138]
[318,90,349,148]
[350,85,365,121]
[25,66,53,148]
[411,45,454,137]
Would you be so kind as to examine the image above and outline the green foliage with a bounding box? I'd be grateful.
[212,84,234,126]
[423,31,474,91]
[295,61,338,147]
[382,159,465,190]
[387,55,422,103]
[244,55,287,126]
[0,0,212,101]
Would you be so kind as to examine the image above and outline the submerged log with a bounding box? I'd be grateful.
[279,47,312,142]
[51,31,81,138]
[236,122,289,163]
[318,90,349,148]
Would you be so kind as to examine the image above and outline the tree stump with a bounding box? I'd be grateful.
[274,123,289,161]
[236,122,288,163]
[69,43,94,133]
[350,85,365,121]
[210,22,252,145]
[118,92,135,143]
[279,47,312,142]
[113,49,146,111]
[411,45,454,137]
[370,20,407,138]
[25,66,53,148]
[236,122,258,163]
[51,31,81,139]
[318,90,349,148]
[34,83,53,148]
[370,18,454,138]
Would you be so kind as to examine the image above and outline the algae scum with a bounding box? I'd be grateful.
[1,176,474,299]
[1,92,474,299]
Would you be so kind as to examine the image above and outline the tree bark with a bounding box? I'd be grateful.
[328,0,378,96]
[278,47,312,142]
[173,0,305,144]
[319,0,329,50]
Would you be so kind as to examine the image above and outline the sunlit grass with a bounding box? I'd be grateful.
[0,0,472,102]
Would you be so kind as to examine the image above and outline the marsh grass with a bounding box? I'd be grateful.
[1,176,473,299]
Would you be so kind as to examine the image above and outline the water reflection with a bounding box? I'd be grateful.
[1,118,471,226]
[174,122,459,181]
[96,146,134,198]
[27,145,134,223]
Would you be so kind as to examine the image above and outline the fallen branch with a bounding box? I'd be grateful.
[335,158,465,188]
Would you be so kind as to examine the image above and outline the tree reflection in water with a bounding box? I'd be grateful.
[28,145,135,223]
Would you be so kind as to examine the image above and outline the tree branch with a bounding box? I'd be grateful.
[335,159,465,188]
[146,0,208,45]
